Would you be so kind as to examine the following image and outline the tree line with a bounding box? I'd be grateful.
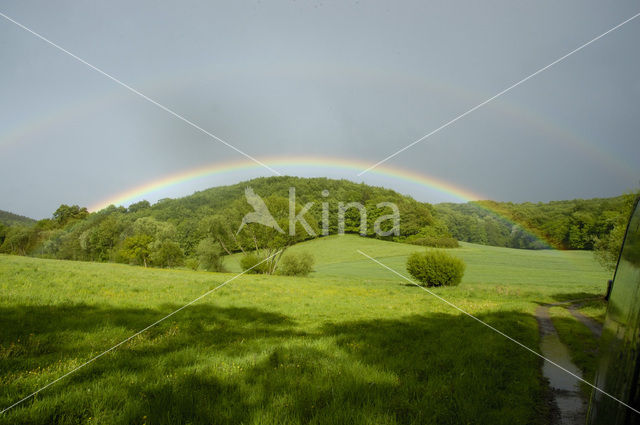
[0,177,635,272]
[434,192,638,254]
[0,177,446,271]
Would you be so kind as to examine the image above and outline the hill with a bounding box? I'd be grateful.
[0,177,445,264]
[146,176,440,238]
[0,209,35,226]
[0,176,633,269]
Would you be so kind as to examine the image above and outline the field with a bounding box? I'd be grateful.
[0,235,610,424]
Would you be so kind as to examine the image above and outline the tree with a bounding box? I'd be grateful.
[151,240,184,268]
[0,225,33,255]
[53,204,88,226]
[131,217,175,240]
[0,223,6,246]
[200,214,244,255]
[119,234,153,267]
[80,215,123,261]
[235,194,316,274]
[127,200,151,213]
[593,192,638,271]
[177,218,201,256]
[196,238,225,272]
[113,216,188,268]
[568,210,595,249]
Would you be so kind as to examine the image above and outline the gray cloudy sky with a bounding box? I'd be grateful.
[1,1,639,218]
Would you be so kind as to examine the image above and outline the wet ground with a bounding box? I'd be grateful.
[568,302,602,339]
[535,300,603,425]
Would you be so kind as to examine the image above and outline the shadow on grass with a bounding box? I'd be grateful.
[0,303,300,375]
[321,313,551,425]
[550,292,605,303]
[1,304,554,425]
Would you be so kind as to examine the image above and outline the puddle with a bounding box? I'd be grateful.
[536,305,587,425]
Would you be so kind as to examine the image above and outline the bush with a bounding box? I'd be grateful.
[406,250,465,287]
[196,238,225,272]
[240,253,269,274]
[278,252,314,276]
[184,258,199,271]
[409,236,459,248]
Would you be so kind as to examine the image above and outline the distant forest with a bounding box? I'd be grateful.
[435,195,636,250]
[0,210,36,227]
[0,176,636,271]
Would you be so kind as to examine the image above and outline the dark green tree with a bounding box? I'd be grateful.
[594,192,639,270]
[127,200,151,213]
[53,204,88,226]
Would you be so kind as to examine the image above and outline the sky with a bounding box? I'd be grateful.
[1,0,639,219]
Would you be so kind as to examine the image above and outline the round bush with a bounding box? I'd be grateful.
[278,251,314,276]
[406,250,465,287]
[240,253,269,274]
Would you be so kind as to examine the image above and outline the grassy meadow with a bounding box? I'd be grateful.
[0,235,610,424]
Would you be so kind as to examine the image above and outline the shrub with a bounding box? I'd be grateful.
[196,238,225,272]
[409,236,459,248]
[406,250,465,287]
[184,258,199,271]
[240,253,269,274]
[278,252,314,276]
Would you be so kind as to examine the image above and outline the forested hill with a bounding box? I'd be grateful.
[0,176,634,270]
[0,177,446,264]
[0,210,35,226]
[142,176,444,244]
[434,194,637,251]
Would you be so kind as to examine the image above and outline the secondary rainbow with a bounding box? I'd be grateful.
[2,63,635,181]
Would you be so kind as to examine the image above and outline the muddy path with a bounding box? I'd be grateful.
[567,302,602,338]
[535,299,603,425]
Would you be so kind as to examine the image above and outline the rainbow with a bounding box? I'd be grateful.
[89,156,483,210]
[3,49,631,252]
[88,155,555,248]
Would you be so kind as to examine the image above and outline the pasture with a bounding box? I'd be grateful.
[0,235,609,424]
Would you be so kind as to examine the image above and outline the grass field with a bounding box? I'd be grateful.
[0,235,611,424]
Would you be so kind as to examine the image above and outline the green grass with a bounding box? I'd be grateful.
[0,235,610,424]
[573,299,608,324]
